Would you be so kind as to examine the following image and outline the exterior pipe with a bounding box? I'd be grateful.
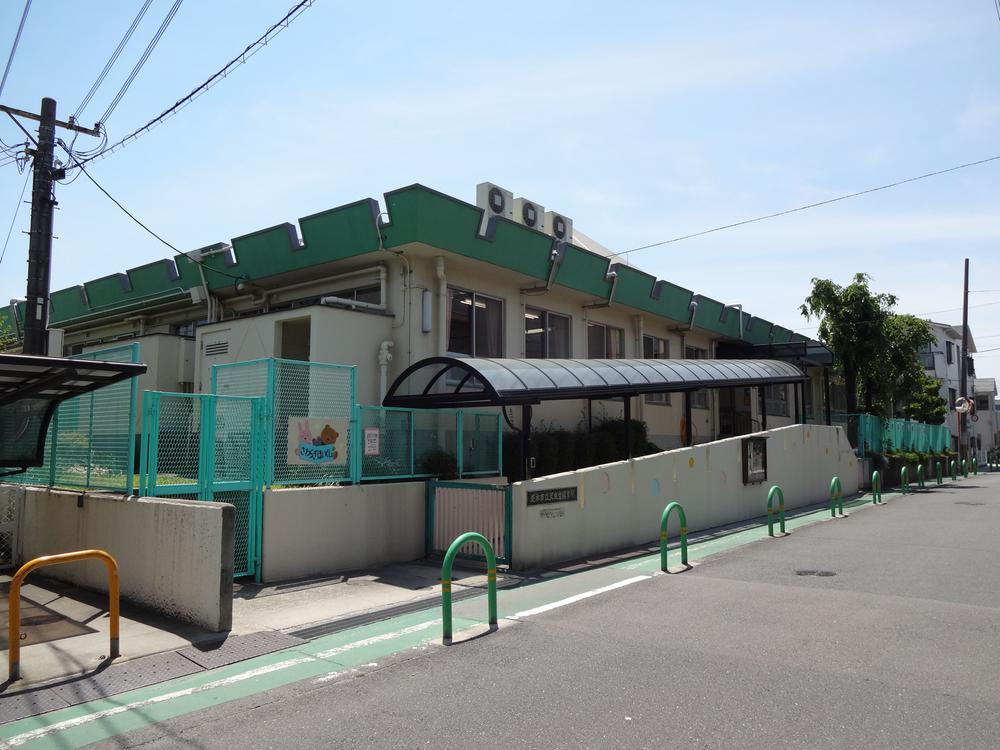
[583,269,619,309]
[521,244,566,295]
[378,340,393,404]
[319,295,386,312]
[436,257,447,356]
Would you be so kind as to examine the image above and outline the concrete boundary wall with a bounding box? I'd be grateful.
[511,424,859,570]
[4,485,233,631]
[262,482,426,582]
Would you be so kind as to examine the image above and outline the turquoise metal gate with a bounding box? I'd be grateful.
[139,392,266,580]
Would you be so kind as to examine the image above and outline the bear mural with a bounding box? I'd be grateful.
[288,418,347,466]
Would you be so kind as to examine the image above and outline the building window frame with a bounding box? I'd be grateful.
[446,287,504,358]
[946,341,954,364]
[643,334,671,405]
[525,307,571,359]
[586,322,625,359]
[685,345,709,409]
[764,383,789,417]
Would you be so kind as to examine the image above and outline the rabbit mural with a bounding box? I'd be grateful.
[287,417,347,465]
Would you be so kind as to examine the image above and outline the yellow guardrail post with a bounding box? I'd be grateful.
[8,550,120,681]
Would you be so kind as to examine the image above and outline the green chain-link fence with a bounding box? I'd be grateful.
[213,358,356,486]
[357,406,501,481]
[8,343,139,493]
[848,413,950,457]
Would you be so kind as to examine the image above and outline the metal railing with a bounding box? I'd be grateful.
[767,485,786,536]
[441,532,498,645]
[829,476,845,517]
[659,501,689,571]
[8,549,120,680]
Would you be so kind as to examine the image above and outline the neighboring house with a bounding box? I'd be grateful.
[972,378,998,462]
[919,321,978,451]
[1,182,836,451]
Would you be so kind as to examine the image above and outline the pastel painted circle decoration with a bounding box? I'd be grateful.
[688,457,695,469]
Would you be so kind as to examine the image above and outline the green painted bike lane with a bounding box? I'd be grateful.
[0,487,906,749]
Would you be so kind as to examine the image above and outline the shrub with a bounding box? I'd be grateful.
[419,449,458,479]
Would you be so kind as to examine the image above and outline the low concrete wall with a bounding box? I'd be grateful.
[5,485,233,631]
[262,482,425,582]
[511,424,859,570]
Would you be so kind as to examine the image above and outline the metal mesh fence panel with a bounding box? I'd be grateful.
[213,358,355,487]
[8,343,138,492]
[0,489,17,569]
[848,413,950,457]
[358,406,414,479]
[462,411,501,475]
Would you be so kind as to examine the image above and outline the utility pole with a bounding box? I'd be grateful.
[959,258,970,462]
[0,99,100,355]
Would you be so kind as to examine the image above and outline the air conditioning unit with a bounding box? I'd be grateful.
[512,197,545,231]
[544,210,573,243]
[476,182,513,236]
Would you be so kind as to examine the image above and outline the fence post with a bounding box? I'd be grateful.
[265,358,277,487]
[496,412,503,476]
[456,410,464,479]
[900,466,910,494]
[441,531,498,644]
[829,476,844,517]
[766,485,786,536]
[871,470,882,504]
[659,501,689,571]
[410,409,416,476]
[47,408,59,487]
[125,343,140,495]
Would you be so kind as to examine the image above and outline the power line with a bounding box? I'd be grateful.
[97,0,183,126]
[73,0,155,123]
[622,154,1000,257]
[77,0,316,167]
[0,167,30,269]
[63,146,245,283]
[0,0,31,100]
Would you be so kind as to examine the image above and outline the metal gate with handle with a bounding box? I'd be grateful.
[426,480,511,566]
[139,392,265,580]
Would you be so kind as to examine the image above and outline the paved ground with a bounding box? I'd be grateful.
[26,473,989,749]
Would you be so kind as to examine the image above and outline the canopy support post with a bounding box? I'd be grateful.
[624,397,633,458]
[521,404,533,481]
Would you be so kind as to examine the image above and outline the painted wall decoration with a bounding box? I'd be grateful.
[287,418,349,466]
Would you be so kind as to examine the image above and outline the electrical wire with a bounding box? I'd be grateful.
[73,0,155,123]
[0,0,31,100]
[96,0,184,126]
[0,167,31,269]
[62,144,245,283]
[622,154,1000,257]
[76,0,316,167]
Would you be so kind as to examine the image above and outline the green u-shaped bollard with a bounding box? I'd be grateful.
[660,501,689,572]
[829,476,844,517]
[916,463,925,490]
[767,485,786,536]
[951,459,958,481]
[936,461,943,485]
[900,466,910,494]
[441,532,498,645]
[871,470,883,504]
[962,459,968,479]
[972,458,978,476]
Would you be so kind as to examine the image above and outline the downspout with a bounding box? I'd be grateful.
[521,243,566,295]
[377,340,393,404]
[583,266,619,309]
[436,257,447,356]
[194,260,215,323]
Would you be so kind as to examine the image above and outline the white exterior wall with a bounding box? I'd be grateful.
[511,424,858,570]
[972,379,998,461]
[261,482,425,581]
[7,485,233,631]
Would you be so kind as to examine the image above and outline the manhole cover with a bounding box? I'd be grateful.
[795,570,836,577]
[954,501,985,506]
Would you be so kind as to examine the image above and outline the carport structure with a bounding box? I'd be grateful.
[383,357,806,479]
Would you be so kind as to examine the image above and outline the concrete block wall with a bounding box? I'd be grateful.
[511,424,859,570]
[6,486,233,631]
[261,481,425,582]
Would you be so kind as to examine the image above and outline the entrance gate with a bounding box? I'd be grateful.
[426,481,511,566]
[139,392,265,580]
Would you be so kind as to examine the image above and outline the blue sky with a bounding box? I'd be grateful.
[1,1,999,377]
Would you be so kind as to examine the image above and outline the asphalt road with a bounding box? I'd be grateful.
[94,475,1000,749]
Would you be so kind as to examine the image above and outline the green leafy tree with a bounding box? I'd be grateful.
[907,373,947,424]
[0,315,15,351]
[800,273,894,413]
[801,273,934,417]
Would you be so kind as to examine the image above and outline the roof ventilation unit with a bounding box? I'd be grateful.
[512,197,544,231]
[544,211,573,243]
[476,182,513,236]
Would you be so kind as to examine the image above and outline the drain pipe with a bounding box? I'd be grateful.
[583,265,620,309]
[378,340,394,403]
[319,296,386,312]
[521,243,566,295]
[436,257,447,356]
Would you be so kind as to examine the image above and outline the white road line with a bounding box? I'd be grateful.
[313,619,441,659]
[507,575,651,620]
[314,662,377,684]
[4,657,314,747]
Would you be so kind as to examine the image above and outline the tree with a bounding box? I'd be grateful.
[800,273,934,418]
[907,372,947,425]
[800,273,895,413]
[0,315,15,351]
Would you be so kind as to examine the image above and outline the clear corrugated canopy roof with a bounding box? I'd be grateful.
[383,357,806,409]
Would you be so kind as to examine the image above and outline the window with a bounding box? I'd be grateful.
[976,396,991,412]
[949,388,957,409]
[765,384,789,416]
[329,284,381,305]
[946,341,954,364]
[685,345,709,409]
[447,289,503,357]
[587,322,624,358]
[918,342,934,370]
[643,335,670,405]
[525,308,570,358]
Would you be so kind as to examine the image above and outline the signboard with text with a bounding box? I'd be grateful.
[527,486,577,506]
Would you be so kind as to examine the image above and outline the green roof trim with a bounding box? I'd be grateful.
[49,286,90,321]
[743,317,775,345]
[557,244,614,298]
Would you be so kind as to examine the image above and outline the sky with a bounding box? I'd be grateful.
[1,1,999,378]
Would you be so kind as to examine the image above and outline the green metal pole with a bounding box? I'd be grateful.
[441,531,497,644]
[900,465,910,494]
[871,470,882,504]
[951,459,957,481]
[829,476,844,517]
[766,485,785,536]
[916,463,925,490]
[936,460,942,485]
[972,457,978,476]
[660,501,689,571]
[962,459,968,479]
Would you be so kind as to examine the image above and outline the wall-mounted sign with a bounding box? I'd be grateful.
[287,418,349,466]
[741,436,768,485]
[364,427,381,456]
[527,486,577,506]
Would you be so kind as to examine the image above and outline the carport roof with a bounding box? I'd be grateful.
[383,356,806,409]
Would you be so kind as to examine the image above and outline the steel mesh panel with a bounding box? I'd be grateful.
[214,399,254,483]
[412,409,456,476]
[463,411,501,475]
[214,490,252,576]
[359,406,413,479]
[7,344,138,492]
[155,396,201,485]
